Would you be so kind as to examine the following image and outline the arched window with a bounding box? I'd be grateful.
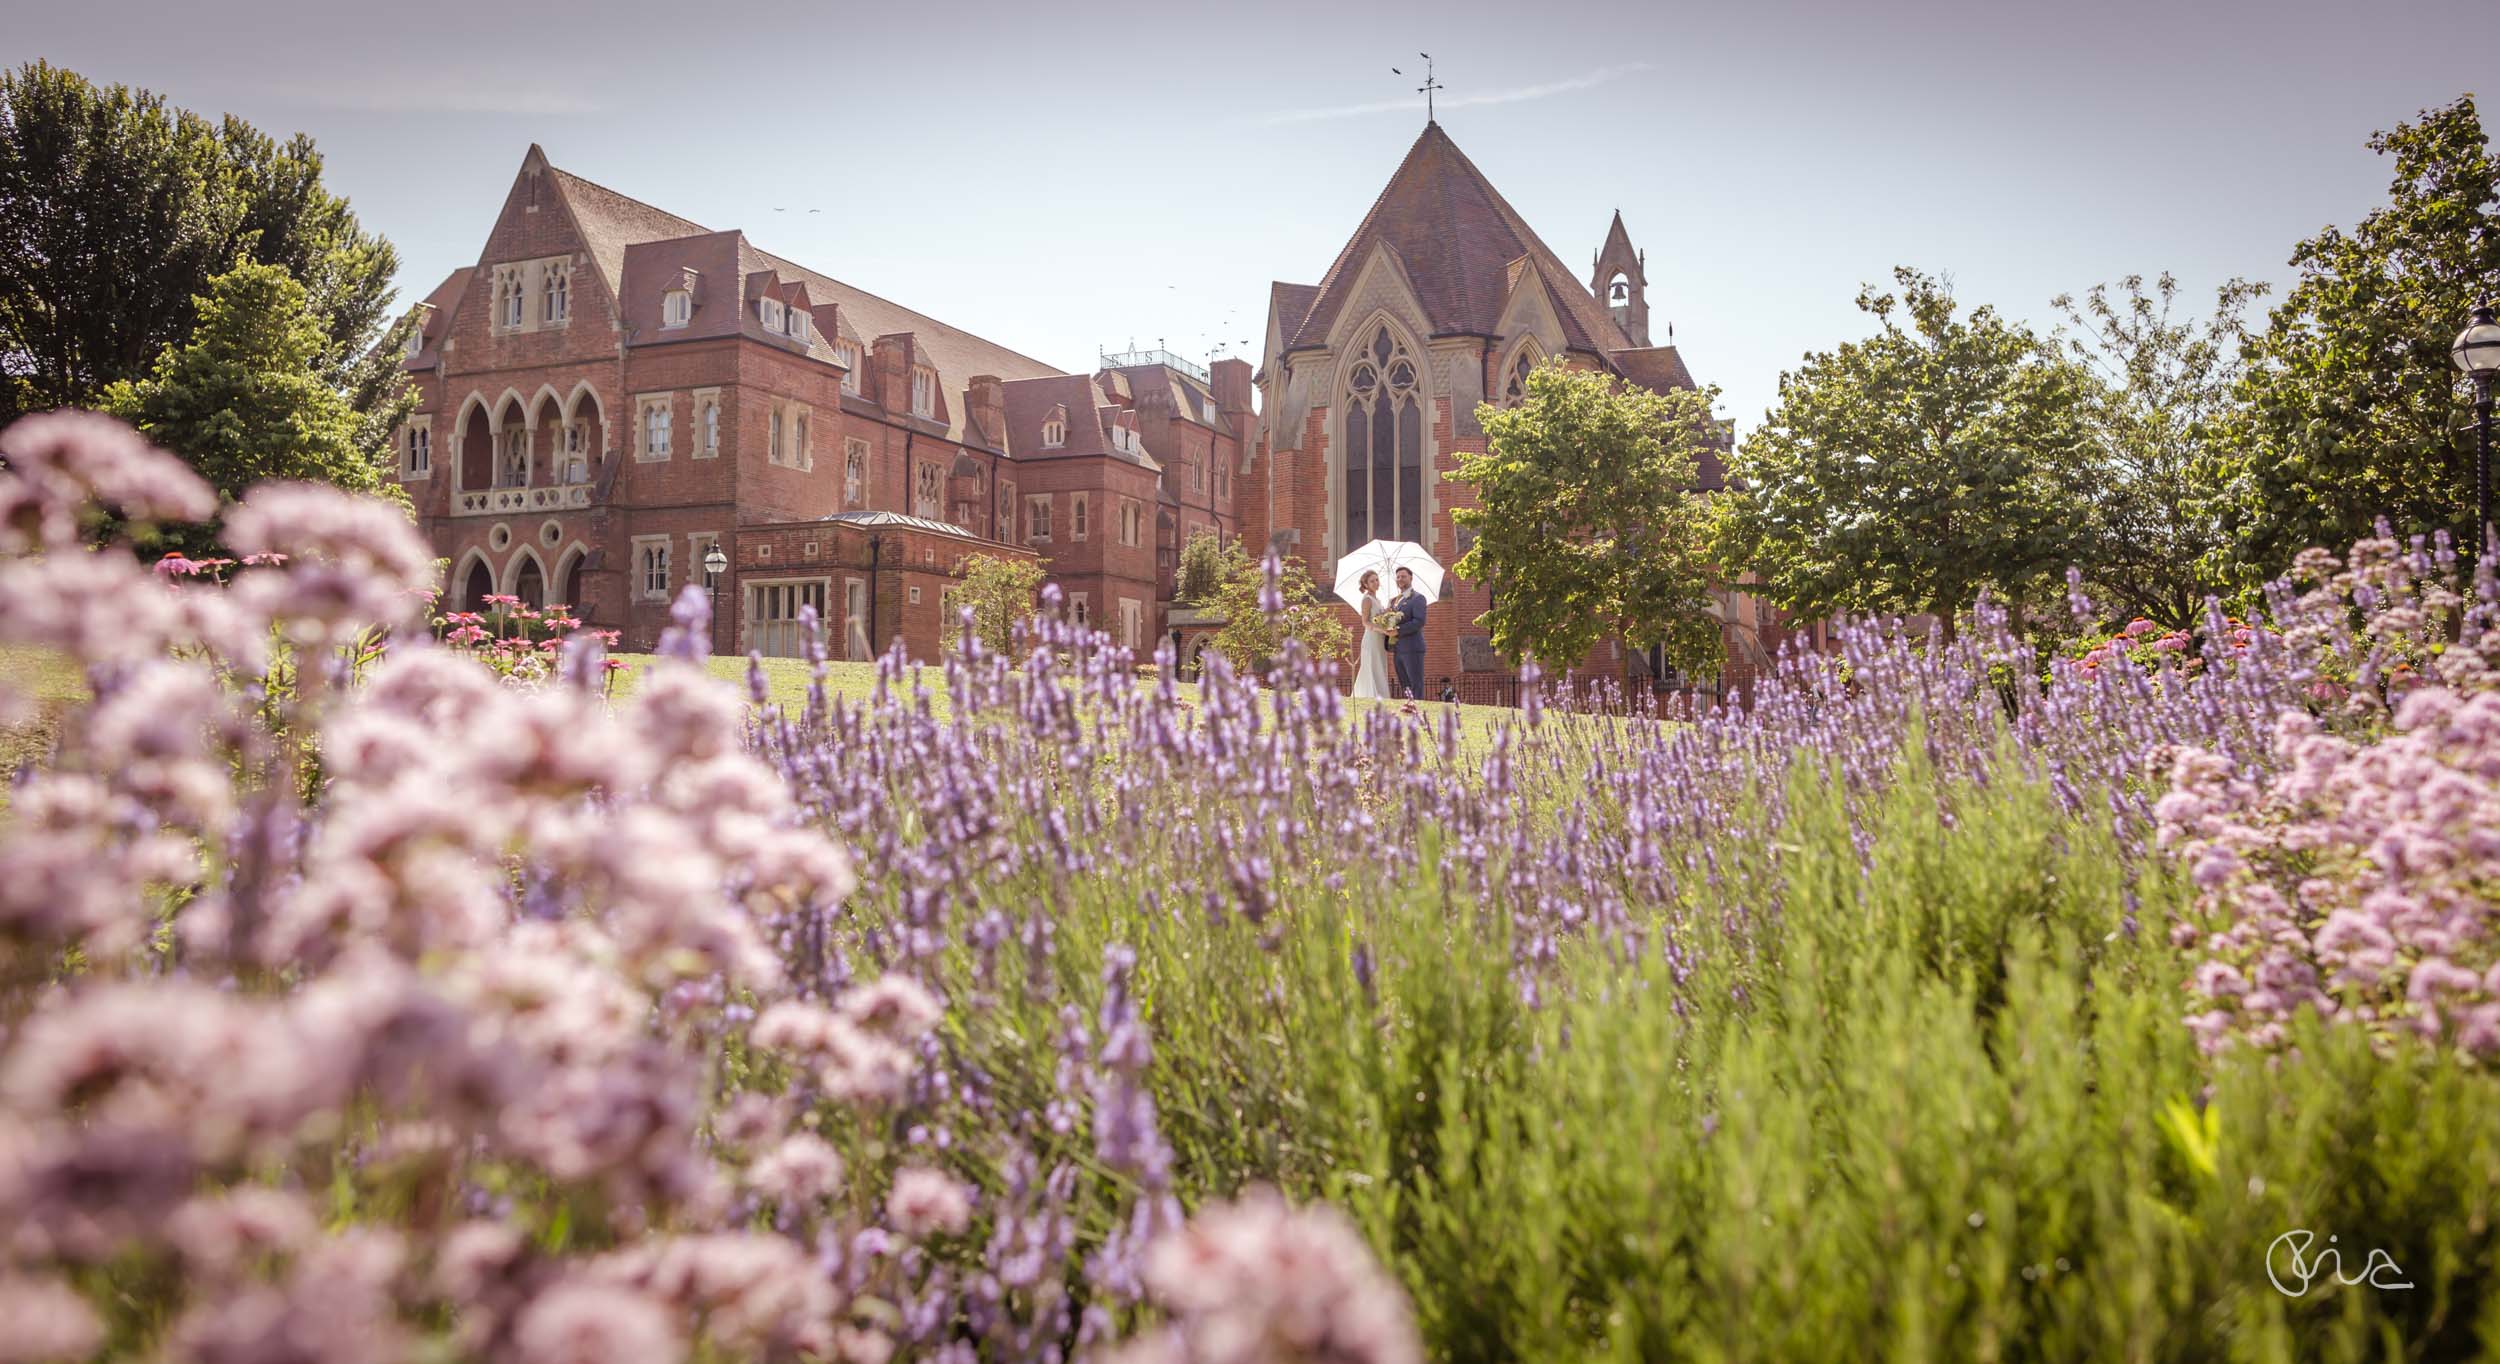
[1341,326,1423,549]
[1042,415,1065,448]
[514,556,545,609]
[460,559,495,611]
[1504,348,1538,407]
[543,264,570,324]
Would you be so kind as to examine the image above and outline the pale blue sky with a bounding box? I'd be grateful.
[4,0,2491,430]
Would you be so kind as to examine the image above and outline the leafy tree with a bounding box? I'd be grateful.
[1176,529,1246,605]
[2202,95,2500,580]
[945,553,1048,656]
[1715,268,2099,629]
[103,262,403,548]
[2052,272,2266,627]
[1208,551,1348,678]
[0,60,415,451]
[1451,360,1723,675]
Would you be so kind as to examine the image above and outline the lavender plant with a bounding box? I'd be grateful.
[2,410,2496,1362]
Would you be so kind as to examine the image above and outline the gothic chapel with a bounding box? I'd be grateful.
[1245,120,1787,697]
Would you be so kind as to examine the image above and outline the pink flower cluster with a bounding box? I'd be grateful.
[1104,1188,1420,1364]
[2157,536,2500,1058]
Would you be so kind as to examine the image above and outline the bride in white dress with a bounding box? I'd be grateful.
[1351,570,1393,700]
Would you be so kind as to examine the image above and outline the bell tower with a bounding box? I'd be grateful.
[1591,210,1650,347]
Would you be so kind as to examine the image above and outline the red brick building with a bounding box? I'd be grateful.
[393,146,1239,662]
[1247,121,1802,701]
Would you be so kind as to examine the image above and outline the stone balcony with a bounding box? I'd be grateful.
[453,482,593,516]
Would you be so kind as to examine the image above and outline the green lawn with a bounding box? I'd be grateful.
[611,653,1543,754]
[0,645,84,783]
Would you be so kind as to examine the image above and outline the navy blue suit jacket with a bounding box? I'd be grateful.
[1393,591,1427,653]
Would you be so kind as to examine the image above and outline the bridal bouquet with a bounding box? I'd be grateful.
[1370,609,1403,635]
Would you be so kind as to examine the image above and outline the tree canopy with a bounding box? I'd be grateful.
[1715,268,2099,628]
[1451,360,1724,675]
[0,60,414,454]
[2197,95,2500,579]
[104,262,404,547]
[2052,272,2265,627]
[945,553,1048,657]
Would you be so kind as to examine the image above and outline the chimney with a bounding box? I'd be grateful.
[967,374,1006,447]
[1210,357,1254,415]
[872,334,913,412]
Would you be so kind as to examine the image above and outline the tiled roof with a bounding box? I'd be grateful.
[402,269,469,371]
[547,160,708,301]
[1269,282,1318,346]
[1282,123,1630,355]
[1105,363,1233,437]
[538,151,1062,444]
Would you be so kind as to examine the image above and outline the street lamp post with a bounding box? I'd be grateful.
[702,542,729,653]
[2452,303,2500,551]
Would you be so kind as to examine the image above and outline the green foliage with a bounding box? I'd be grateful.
[0,60,415,449]
[1176,529,1246,606]
[945,553,1049,656]
[1717,268,2101,628]
[1453,361,1723,675]
[2053,273,2266,628]
[1208,552,1348,677]
[103,262,403,545]
[882,735,2500,1362]
[2202,95,2500,584]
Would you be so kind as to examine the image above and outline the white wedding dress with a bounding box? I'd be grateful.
[1351,590,1392,699]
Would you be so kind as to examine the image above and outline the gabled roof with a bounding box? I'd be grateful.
[1000,374,1161,471]
[1280,123,1631,355]
[546,158,707,301]
[1104,363,1234,437]
[1595,210,1639,271]
[530,149,1062,443]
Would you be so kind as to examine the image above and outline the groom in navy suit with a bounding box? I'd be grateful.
[1390,566,1427,700]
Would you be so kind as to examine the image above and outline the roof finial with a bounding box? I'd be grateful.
[1392,54,1442,124]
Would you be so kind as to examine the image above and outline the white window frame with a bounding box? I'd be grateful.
[1069,592,1089,628]
[543,261,570,325]
[910,367,935,419]
[1042,415,1065,449]
[692,389,720,460]
[400,416,433,480]
[637,394,674,460]
[1071,494,1088,541]
[633,535,672,601]
[663,289,692,328]
[761,298,785,331]
[744,576,832,658]
[844,438,869,510]
[838,342,862,395]
[1119,598,1141,651]
[914,460,943,519]
[769,407,785,466]
[791,406,811,471]
[1026,493,1052,543]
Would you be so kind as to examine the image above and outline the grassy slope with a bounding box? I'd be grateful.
[0,645,84,782]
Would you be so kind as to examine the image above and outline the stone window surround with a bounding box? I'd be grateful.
[399,415,433,481]
[635,393,675,460]
[690,389,722,459]
[631,534,672,601]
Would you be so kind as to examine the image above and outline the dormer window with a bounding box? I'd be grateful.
[910,367,935,419]
[838,342,861,394]
[404,328,423,359]
[663,289,691,328]
[761,298,785,330]
[787,308,808,342]
[1041,413,1065,449]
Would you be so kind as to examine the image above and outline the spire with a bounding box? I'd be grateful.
[1592,211,1649,347]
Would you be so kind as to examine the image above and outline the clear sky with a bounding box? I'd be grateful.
[4,0,2491,431]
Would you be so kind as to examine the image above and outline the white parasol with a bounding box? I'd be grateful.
[1332,539,1444,612]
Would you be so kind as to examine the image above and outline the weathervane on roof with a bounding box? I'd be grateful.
[1391,54,1442,124]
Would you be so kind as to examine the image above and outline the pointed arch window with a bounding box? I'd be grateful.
[1341,326,1424,549]
[1504,347,1539,407]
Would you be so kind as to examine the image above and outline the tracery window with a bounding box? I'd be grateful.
[1504,348,1538,407]
[845,440,869,509]
[914,461,942,519]
[543,262,570,324]
[497,426,529,487]
[1341,326,1423,549]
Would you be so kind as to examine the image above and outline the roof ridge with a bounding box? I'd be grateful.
[1290,125,1446,347]
[546,164,710,236]
[746,244,1064,377]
